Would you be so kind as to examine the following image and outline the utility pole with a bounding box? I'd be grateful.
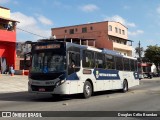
[138,41,143,74]
[138,41,141,59]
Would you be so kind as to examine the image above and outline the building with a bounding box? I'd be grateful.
[138,62,152,73]
[0,6,18,73]
[51,21,133,56]
[15,42,31,70]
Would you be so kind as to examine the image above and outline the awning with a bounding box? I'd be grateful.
[0,16,19,23]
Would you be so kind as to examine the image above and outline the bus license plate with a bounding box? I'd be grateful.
[39,88,45,92]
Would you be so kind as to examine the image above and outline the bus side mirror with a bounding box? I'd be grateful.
[24,52,32,68]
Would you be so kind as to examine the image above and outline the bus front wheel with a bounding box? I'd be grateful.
[83,81,92,98]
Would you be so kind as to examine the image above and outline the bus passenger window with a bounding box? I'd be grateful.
[123,58,130,71]
[82,50,94,68]
[135,60,138,71]
[95,53,105,69]
[130,59,136,71]
[115,57,123,70]
[106,54,115,69]
[69,52,80,68]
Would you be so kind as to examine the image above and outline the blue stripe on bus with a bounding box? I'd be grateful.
[93,69,120,80]
[67,73,79,80]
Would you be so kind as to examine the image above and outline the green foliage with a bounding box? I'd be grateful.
[144,45,160,72]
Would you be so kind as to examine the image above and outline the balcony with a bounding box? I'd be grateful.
[113,42,132,51]
[0,29,16,42]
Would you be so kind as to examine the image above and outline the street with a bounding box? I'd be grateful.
[0,75,160,120]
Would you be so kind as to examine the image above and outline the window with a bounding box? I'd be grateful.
[109,25,112,31]
[31,52,66,73]
[69,52,80,67]
[115,27,118,33]
[82,27,87,33]
[105,54,115,69]
[119,29,121,34]
[95,53,105,68]
[122,30,125,35]
[135,60,138,71]
[130,60,138,71]
[130,60,136,71]
[90,26,93,30]
[115,57,123,70]
[64,30,67,33]
[82,50,95,68]
[69,29,74,34]
[123,58,130,71]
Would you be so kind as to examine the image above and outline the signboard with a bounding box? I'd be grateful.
[35,44,61,50]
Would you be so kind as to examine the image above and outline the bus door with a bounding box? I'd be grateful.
[67,47,80,94]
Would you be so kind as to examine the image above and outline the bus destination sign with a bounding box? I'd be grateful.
[35,44,61,50]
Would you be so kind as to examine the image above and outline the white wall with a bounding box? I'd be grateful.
[151,64,157,73]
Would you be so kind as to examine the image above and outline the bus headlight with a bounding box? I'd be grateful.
[55,80,65,87]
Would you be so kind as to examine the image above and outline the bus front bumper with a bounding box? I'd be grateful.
[28,81,70,95]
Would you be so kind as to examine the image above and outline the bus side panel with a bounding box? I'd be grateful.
[95,80,105,91]
[93,69,121,91]
[133,72,140,86]
[112,80,122,90]
[69,81,78,94]
[104,80,113,90]
[77,70,97,93]
[118,71,139,88]
[118,71,132,88]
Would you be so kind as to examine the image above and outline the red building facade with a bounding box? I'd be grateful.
[0,6,18,73]
[51,21,133,56]
[52,21,113,50]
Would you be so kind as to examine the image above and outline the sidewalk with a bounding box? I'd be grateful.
[0,74,28,93]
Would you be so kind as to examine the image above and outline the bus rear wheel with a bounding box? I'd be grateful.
[83,81,92,98]
[121,80,128,93]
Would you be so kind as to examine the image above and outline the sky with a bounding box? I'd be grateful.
[0,0,160,49]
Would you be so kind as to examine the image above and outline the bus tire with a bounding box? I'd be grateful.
[121,80,128,93]
[83,81,92,98]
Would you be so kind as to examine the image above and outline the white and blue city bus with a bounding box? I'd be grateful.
[27,39,139,98]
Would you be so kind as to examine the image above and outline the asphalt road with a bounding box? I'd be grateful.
[0,77,160,120]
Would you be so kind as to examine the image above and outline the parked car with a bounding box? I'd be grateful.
[152,73,160,77]
[139,73,144,80]
[143,73,152,79]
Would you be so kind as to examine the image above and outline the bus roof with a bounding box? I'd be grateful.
[101,48,122,57]
[29,40,136,59]
[65,42,136,59]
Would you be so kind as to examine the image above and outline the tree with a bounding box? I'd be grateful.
[144,45,160,73]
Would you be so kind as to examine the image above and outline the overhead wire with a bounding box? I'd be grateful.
[16,27,48,39]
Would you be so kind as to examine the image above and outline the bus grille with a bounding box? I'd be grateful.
[30,73,64,80]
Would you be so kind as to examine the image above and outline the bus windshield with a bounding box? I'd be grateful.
[31,51,66,73]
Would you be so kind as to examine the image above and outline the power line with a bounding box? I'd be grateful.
[17,27,48,39]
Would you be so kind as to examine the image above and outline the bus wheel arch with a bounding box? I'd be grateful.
[82,79,93,98]
[121,79,128,93]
